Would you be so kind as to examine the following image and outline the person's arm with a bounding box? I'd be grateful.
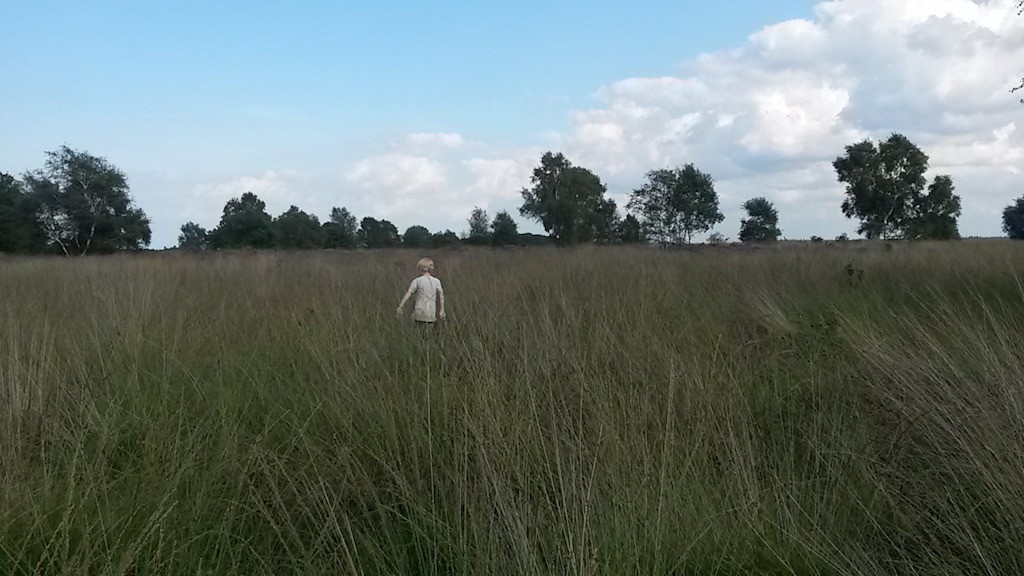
[437,281,445,320]
[397,280,416,316]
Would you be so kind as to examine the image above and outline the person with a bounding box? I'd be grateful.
[396,257,445,326]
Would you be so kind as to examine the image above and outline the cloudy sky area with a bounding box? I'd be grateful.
[2,0,1022,247]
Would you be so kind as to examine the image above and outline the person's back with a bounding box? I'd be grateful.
[397,257,445,324]
[409,274,443,322]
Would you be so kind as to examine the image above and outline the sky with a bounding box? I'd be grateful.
[2,0,1022,248]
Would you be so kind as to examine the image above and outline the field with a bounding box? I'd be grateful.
[2,241,1024,575]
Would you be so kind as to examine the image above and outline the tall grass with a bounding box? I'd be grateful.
[1,242,1023,575]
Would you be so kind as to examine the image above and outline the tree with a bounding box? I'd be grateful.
[707,232,728,245]
[431,230,460,248]
[359,217,400,248]
[519,152,613,245]
[0,172,46,253]
[618,214,643,243]
[1004,196,1024,240]
[491,210,519,246]
[833,134,929,240]
[627,164,724,245]
[273,206,323,249]
[323,207,358,249]
[590,197,621,243]
[403,225,432,248]
[178,222,209,251]
[738,197,782,243]
[21,146,151,255]
[467,206,491,245]
[208,192,274,249]
[905,175,961,240]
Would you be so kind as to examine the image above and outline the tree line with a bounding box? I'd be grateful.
[4,135,1024,255]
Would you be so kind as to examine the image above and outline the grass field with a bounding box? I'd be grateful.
[2,241,1024,575]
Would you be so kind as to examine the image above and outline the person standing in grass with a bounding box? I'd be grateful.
[396,257,445,326]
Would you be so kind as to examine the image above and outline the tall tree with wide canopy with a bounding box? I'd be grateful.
[323,206,359,249]
[833,134,928,240]
[359,217,400,248]
[738,197,782,243]
[906,175,961,240]
[273,206,324,249]
[627,164,723,245]
[178,222,209,251]
[490,210,519,246]
[519,152,612,245]
[834,134,962,240]
[22,146,151,255]
[208,192,274,249]
[402,225,432,248]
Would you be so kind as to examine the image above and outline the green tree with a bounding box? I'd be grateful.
[403,225,432,248]
[177,222,209,251]
[360,217,400,248]
[22,146,151,255]
[491,210,519,246]
[906,175,961,240]
[590,197,620,243]
[208,192,274,249]
[1003,196,1024,240]
[519,152,612,245]
[323,207,358,249]
[618,214,643,243]
[0,172,47,253]
[431,229,460,248]
[627,164,724,245]
[738,197,782,243]
[833,133,929,239]
[273,206,324,249]
[467,206,491,245]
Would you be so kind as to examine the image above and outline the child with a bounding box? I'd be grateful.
[396,257,446,325]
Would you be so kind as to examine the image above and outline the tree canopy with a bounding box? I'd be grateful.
[402,225,432,248]
[359,217,400,248]
[208,192,274,249]
[178,222,209,251]
[22,146,151,255]
[833,133,960,240]
[617,214,643,243]
[0,172,46,253]
[491,210,519,246]
[1004,196,1024,240]
[273,206,324,249]
[519,152,614,245]
[467,207,491,245]
[738,197,781,243]
[323,207,359,249]
[627,164,723,245]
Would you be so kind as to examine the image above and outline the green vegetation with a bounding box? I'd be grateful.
[3,242,1024,574]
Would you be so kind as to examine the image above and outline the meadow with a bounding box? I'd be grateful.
[2,241,1024,575]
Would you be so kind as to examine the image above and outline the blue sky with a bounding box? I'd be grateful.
[3,0,1022,247]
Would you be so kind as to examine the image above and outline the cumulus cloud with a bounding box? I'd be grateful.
[157,0,1023,246]
[186,170,313,226]
[406,132,466,148]
[554,0,1024,238]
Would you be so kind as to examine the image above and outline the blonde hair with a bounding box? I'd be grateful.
[417,257,434,273]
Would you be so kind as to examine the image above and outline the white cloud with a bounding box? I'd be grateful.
[406,132,466,148]
[151,0,1024,246]
[345,154,451,218]
[558,0,1024,238]
[188,170,312,226]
